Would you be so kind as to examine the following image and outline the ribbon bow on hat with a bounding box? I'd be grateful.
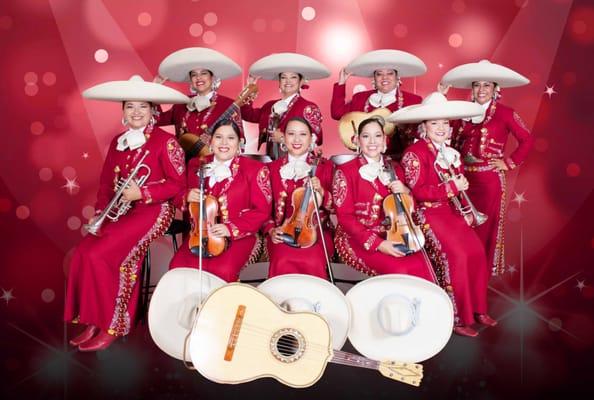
[187,94,212,112]
[368,89,397,108]
[116,128,147,151]
[280,159,311,181]
[204,160,232,187]
[359,160,391,185]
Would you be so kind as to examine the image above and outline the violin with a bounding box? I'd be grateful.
[382,161,425,255]
[278,157,321,248]
[188,165,228,257]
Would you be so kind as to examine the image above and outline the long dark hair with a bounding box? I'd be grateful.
[357,116,385,136]
[211,119,241,138]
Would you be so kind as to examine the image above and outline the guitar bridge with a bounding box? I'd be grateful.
[224,305,246,362]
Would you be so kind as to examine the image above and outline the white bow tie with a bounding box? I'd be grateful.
[272,99,290,115]
[359,161,391,185]
[116,128,146,151]
[204,161,232,187]
[368,91,396,108]
[280,159,311,181]
[187,95,212,112]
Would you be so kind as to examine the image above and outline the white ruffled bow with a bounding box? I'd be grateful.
[368,89,397,108]
[435,144,462,169]
[359,161,391,185]
[116,128,146,151]
[280,159,311,181]
[204,160,232,187]
[187,94,212,112]
[272,93,297,115]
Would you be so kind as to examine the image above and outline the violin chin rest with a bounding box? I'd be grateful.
[280,233,301,248]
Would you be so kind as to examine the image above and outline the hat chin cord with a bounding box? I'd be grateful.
[377,294,420,336]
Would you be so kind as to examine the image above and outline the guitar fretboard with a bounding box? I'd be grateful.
[330,350,380,370]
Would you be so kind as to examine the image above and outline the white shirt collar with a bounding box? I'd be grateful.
[288,152,308,163]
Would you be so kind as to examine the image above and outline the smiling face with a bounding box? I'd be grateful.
[211,124,240,162]
[423,119,450,145]
[284,119,312,157]
[358,120,386,161]
[278,72,302,97]
[373,69,398,94]
[123,101,151,129]
[190,69,214,95]
[471,81,496,105]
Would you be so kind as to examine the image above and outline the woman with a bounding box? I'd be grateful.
[440,60,534,275]
[332,117,435,282]
[156,47,244,157]
[264,117,334,279]
[391,92,496,337]
[241,53,328,159]
[169,119,272,282]
[64,75,188,351]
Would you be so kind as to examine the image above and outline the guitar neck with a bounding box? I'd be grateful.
[330,350,379,370]
[207,103,240,135]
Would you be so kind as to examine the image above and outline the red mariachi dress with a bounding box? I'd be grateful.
[451,101,533,275]
[64,127,186,336]
[332,155,435,281]
[169,155,272,282]
[401,139,489,326]
[241,94,323,152]
[263,155,334,279]
[330,83,422,158]
[157,92,243,144]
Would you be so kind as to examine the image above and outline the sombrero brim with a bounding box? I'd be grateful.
[388,99,484,123]
[148,268,226,361]
[257,274,351,350]
[158,47,242,82]
[249,53,330,80]
[441,60,530,88]
[345,49,427,78]
[346,274,453,363]
[83,76,190,104]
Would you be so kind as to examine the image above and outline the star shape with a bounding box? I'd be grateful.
[512,192,527,207]
[544,85,557,99]
[576,279,586,291]
[62,177,80,194]
[1,288,15,304]
[82,152,89,159]
[507,264,517,275]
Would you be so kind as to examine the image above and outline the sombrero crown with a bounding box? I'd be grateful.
[441,59,529,88]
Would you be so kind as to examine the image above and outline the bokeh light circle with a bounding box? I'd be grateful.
[94,49,109,63]
[301,7,316,21]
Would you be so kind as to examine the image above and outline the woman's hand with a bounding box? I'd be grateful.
[387,180,410,194]
[247,75,260,85]
[271,129,284,143]
[122,180,142,201]
[310,176,324,203]
[488,159,508,171]
[269,227,285,244]
[378,240,405,257]
[187,188,202,203]
[209,223,230,238]
[437,82,451,96]
[338,68,352,85]
[452,175,469,191]
[153,75,168,84]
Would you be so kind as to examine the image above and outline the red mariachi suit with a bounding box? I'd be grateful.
[240,94,323,151]
[263,155,334,279]
[332,155,434,281]
[157,92,243,145]
[64,127,186,336]
[451,101,533,275]
[401,139,488,326]
[169,155,272,282]
[330,83,422,158]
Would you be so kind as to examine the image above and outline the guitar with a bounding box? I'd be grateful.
[189,283,423,388]
[179,84,258,158]
[338,108,396,151]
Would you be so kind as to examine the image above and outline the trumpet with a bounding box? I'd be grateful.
[84,150,151,236]
[434,146,487,227]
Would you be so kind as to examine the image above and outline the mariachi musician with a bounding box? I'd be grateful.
[263,117,334,279]
[64,76,187,351]
[168,119,272,282]
[440,60,534,276]
[391,92,497,337]
[241,52,328,159]
[331,49,426,158]
[332,116,435,282]
[155,47,244,158]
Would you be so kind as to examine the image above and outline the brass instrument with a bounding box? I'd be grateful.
[434,146,487,227]
[84,150,151,236]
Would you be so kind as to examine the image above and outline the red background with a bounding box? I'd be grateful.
[0,0,593,399]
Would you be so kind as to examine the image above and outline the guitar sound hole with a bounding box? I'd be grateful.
[277,334,299,357]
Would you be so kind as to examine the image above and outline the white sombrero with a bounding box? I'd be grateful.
[345,49,427,78]
[148,268,226,361]
[158,47,242,82]
[249,53,330,80]
[82,75,190,104]
[387,92,484,123]
[257,274,351,350]
[441,59,530,88]
[346,274,453,363]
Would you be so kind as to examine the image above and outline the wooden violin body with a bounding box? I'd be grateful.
[279,186,317,248]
